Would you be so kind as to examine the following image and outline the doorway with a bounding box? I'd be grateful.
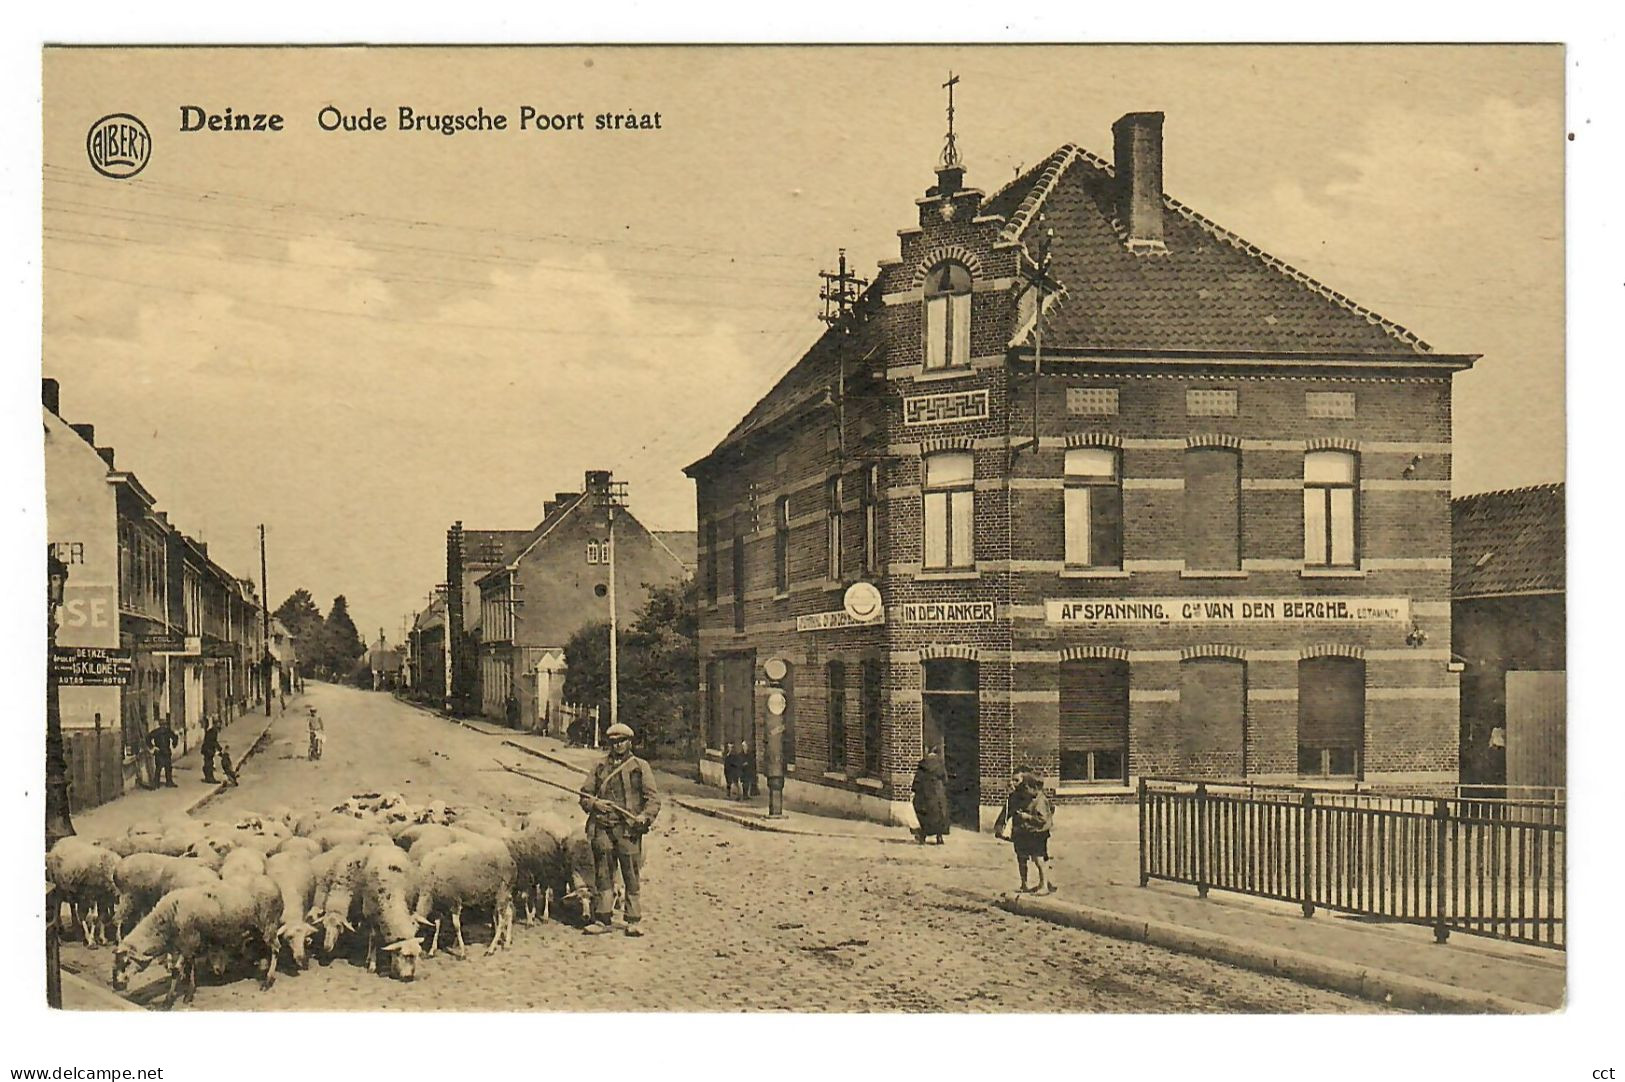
[923,658,980,830]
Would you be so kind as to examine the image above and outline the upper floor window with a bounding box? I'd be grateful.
[1304,451,1359,567]
[774,497,791,595]
[586,539,603,565]
[1064,447,1123,569]
[1184,448,1241,572]
[826,477,843,580]
[861,463,881,575]
[704,522,718,606]
[732,532,746,632]
[922,451,974,570]
[923,262,972,371]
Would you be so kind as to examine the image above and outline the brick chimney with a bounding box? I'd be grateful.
[96,447,115,468]
[553,492,580,514]
[584,470,612,495]
[42,378,60,415]
[1112,111,1167,253]
[70,423,95,445]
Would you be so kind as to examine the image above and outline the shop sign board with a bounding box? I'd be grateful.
[1045,596,1411,626]
[51,646,133,686]
[796,609,884,632]
[894,601,995,624]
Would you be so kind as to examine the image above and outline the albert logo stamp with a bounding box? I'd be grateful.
[85,113,151,179]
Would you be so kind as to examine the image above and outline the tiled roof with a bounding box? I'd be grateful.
[702,286,887,461]
[695,136,1442,469]
[1002,144,1433,355]
[1452,483,1565,599]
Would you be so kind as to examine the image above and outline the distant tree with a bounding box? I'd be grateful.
[562,577,698,757]
[274,588,326,680]
[322,595,366,680]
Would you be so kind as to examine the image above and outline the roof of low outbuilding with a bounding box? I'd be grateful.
[1452,483,1565,599]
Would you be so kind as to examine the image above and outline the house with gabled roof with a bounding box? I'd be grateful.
[475,470,691,732]
[1452,483,1565,793]
[686,108,1477,828]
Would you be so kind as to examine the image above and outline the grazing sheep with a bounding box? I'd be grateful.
[271,835,322,861]
[112,854,219,938]
[111,877,282,1006]
[309,845,371,954]
[308,823,370,852]
[47,838,121,947]
[183,835,234,870]
[398,823,461,863]
[359,847,425,980]
[450,812,513,841]
[219,847,268,881]
[515,811,595,924]
[411,838,516,959]
[264,852,318,970]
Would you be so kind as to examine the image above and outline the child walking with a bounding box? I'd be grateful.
[993,769,1055,894]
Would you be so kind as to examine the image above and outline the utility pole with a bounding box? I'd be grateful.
[819,248,869,463]
[259,524,271,717]
[595,476,629,740]
[1013,213,1060,457]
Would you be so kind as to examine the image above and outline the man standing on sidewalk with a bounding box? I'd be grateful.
[578,722,661,937]
[200,716,221,783]
[147,720,179,788]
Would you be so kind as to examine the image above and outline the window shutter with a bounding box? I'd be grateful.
[1178,658,1246,770]
[1060,660,1129,752]
[1184,449,1240,571]
[1299,657,1364,748]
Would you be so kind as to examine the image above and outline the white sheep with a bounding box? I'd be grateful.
[359,846,426,980]
[271,835,322,861]
[410,838,516,959]
[309,845,371,954]
[507,811,594,925]
[219,847,268,881]
[264,852,319,970]
[111,877,281,1006]
[47,837,121,947]
[111,853,219,939]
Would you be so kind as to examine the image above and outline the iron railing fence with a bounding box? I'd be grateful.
[1138,777,1565,950]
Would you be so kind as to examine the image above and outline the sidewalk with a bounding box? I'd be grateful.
[70,695,298,841]
[441,713,1568,1013]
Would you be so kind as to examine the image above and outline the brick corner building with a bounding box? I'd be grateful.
[685,111,1476,829]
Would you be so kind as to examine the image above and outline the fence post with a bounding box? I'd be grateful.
[1433,798,1450,944]
[1195,782,1209,899]
[1137,776,1149,888]
[1301,790,1315,918]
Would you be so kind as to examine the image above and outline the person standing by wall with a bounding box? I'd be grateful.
[911,745,951,844]
[199,716,221,783]
[147,720,179,788]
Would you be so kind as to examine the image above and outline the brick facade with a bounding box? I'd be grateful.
[688,116,1475,828]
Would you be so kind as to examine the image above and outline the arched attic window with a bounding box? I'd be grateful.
[923,261,972,371]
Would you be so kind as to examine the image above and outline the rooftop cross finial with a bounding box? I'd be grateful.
[939,71,962,169]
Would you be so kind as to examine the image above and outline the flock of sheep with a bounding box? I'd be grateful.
[46,792,596,1007]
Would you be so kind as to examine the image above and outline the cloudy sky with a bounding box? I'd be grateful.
[38,45,1563,640]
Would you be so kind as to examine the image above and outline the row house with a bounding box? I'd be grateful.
[45,379,266,807]
[686,111,1475,829]
[476,470,692,733]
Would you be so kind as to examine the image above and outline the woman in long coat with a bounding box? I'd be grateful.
[912,746,951,844]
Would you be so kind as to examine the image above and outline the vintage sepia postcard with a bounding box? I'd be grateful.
[30,41,1569,1047]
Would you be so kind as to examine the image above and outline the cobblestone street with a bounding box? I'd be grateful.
[65,684,1389,1013]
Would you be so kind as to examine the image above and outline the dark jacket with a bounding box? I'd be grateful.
[911,752,951,836]
[579,754,662,835]
[201,727,220,756]
[995,785,1053,839]
[147,727,179,758]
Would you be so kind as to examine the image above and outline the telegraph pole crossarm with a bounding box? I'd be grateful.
[818,249,870,463]
[1012,214,1061,457]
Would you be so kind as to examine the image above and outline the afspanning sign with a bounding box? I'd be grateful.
[796,608,885,632]
[894,601,995,625]
[1045,596,1411,626]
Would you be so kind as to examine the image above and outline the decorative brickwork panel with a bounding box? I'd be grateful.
[1186,388,1238,417]
[1067,387,1120,416]
[904,389,990,427]
[1306,391,1356,419]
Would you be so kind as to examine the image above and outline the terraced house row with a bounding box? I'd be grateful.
[686,111,1475,829]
